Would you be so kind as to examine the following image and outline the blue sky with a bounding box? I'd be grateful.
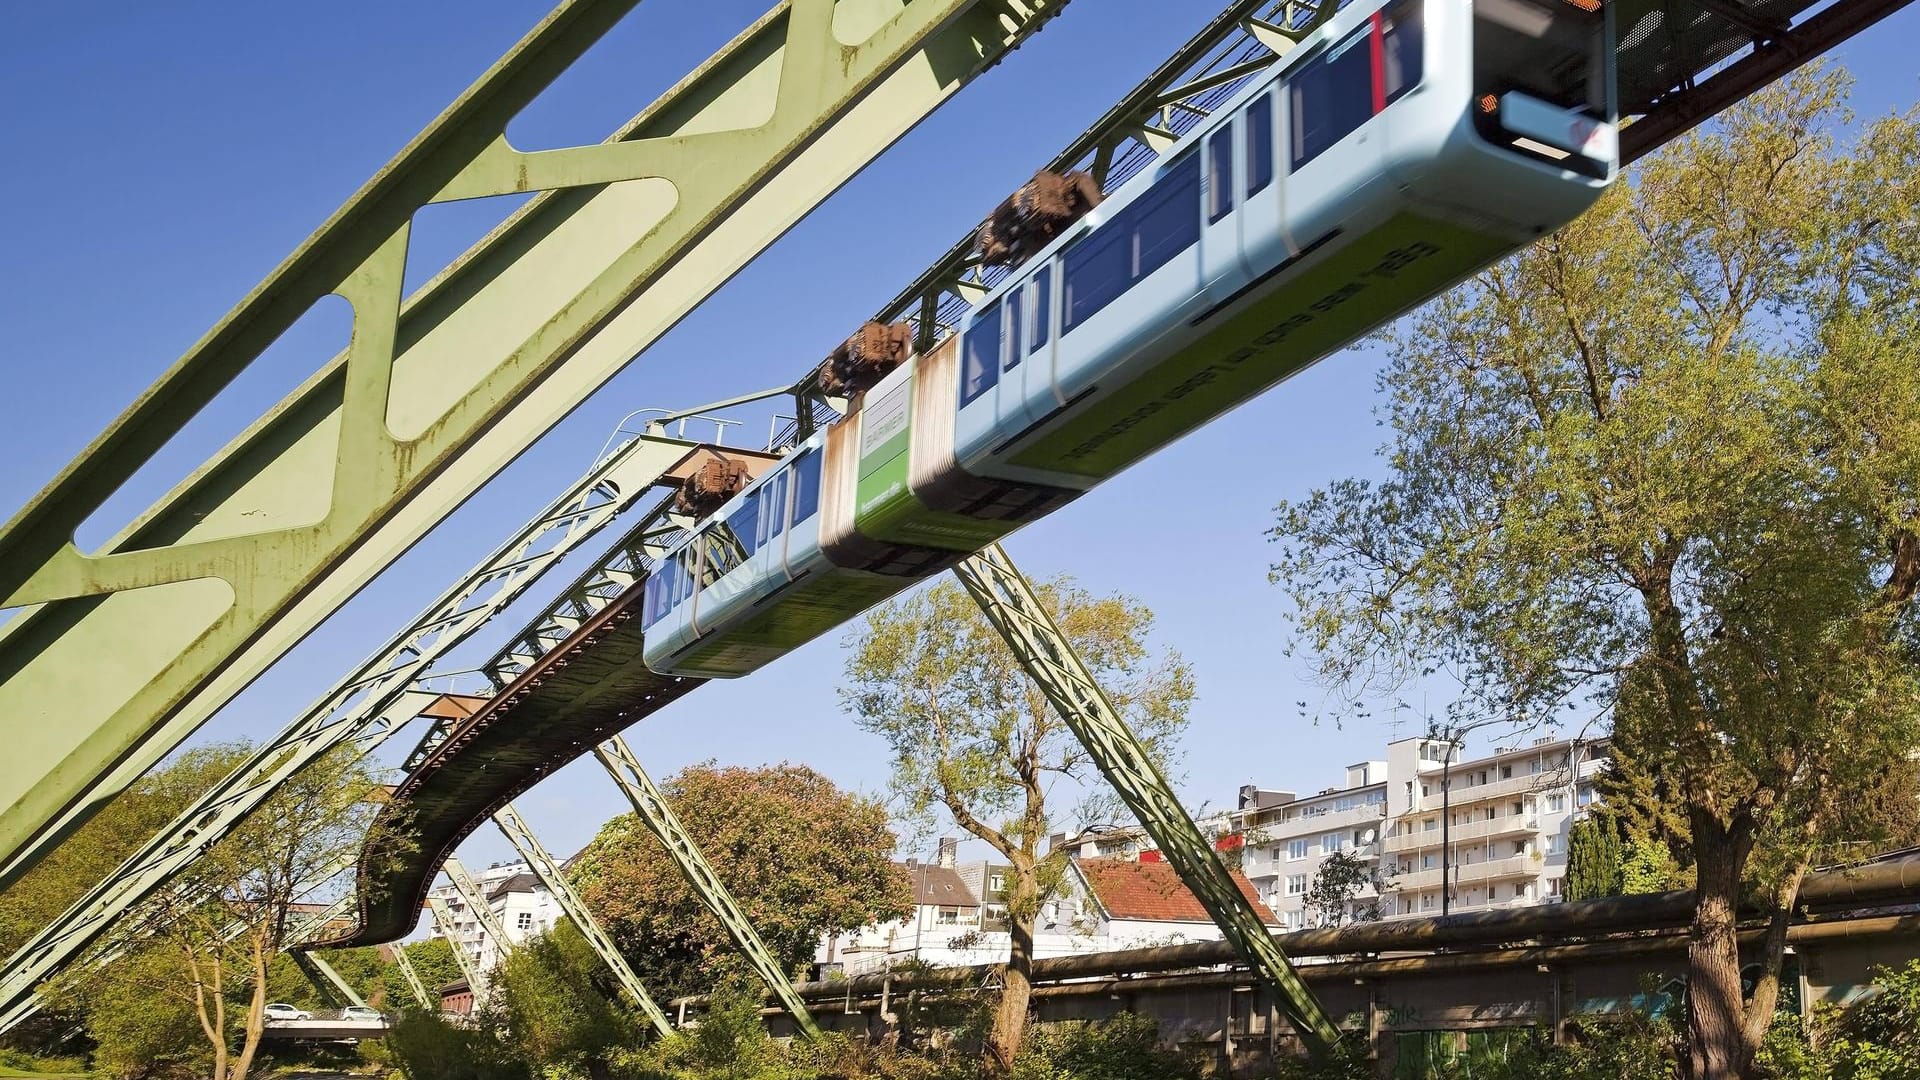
[3,3,1917,890]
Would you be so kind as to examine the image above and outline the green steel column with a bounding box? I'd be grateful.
[593,735,821,1040]
[293,952,370,1011]
[0,0,1068,885]
[426,896,488,998]
[493,801,673,1036]
[391,946,435,1010]
[952,543,1341,1057]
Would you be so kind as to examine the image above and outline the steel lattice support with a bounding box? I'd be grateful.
[293,952,369,1010]
[493,802,673,1036]
[443,857,517,968]
[0,0,1069,886]
[953,543,1340,1056]
[427,896,487,996]
[593,735,821,1040]
[0,437,693,1018]
[391,946,435,1010]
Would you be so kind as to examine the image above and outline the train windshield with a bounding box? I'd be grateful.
[1473,0,1614,171]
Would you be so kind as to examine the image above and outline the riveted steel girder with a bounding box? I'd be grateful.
[494,801,674,1037]
[593,735,821,1040]
[427,896,488,995]
[953,543,1341,1057]
[0,437,694,1019]
[0,0,1069,878]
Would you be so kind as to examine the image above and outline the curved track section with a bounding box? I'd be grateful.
[309,582,702,949]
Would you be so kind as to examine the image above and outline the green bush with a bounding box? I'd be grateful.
[1009,1013,1205,1080]
[385,1008,530,1080]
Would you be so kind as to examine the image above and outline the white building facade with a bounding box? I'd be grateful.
[425,861,565,973]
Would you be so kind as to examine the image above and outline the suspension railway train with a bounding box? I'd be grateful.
[641,0,1619,677]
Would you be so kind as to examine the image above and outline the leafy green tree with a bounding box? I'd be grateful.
[493,921,651,1079]
[402,937,465,999]
[1564,818,1624,902]
[572,762,910,1000]
[841,576,1194,1072]
[1303,850,1392,928]
[1268,69,1919,1080]
[1618,837,1685,895]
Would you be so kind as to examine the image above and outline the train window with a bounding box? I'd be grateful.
[726,491,760,560]
[1029,268,1051,352]
[1004,288,1023,370]
[961,302,1002,405]
[759,470,787,547]
[1246,93,1274,196]
[1290,26,1374,169]
[790,451,822,522]
[1062,153,1199,333]
[1207,127,1234,223]
[642,571,665,626]
[1382,0,1423,104]
[1133,152,1201,279]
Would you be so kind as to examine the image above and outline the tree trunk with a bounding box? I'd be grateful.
[1687,822,1750,1080]
[227,929,270,1080]
[986,898,1037,1073]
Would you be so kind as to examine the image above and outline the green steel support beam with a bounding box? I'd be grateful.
[593,735,821,1040]
[294,952,370,1011]
[427,896,488,996]
[391,946,436,1010]
[0,0,1068,879]
[952,543,1341,1057]
[443,856,517,967]
[0,436,694,1017]
[493,801,673,1037]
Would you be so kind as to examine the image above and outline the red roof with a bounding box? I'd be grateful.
[1077,857,1280,926]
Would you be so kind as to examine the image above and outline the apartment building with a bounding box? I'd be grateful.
[425,860,564,973]
[1066,733,1608,929]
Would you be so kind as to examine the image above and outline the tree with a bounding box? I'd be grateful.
[1303,850,1392,928]
[493,922,650,1080]
[1564,817,1624,902]
[53,744,408,1080]
[571,762,910,1000]
[1267,69,1919,1080]
[841,576,1194,1072]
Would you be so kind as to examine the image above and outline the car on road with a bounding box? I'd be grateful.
[340,1005,385,1022]
[262,1003,312,1022]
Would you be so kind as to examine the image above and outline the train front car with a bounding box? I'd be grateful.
[941,0,1617,491]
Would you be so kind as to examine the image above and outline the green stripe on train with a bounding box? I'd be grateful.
[854,371,1015,552]
[1009,215,1510,478]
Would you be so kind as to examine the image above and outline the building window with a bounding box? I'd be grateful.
[516,912,533,932]
[1421,783,1432,797]
[1547,877,1564,898]
[1322,832,1344,853]
[1287,839,1309,860]
[1422,818,1438,832]
[1286,874,1308,896]
[989,873,1006,892]
[1546,793,1567,813]
[1421,853,1438,870]
[1501,764,1513,779]
[1546,833,1565,855]
[1578,784,1597,806]
[936,907,962,926]
[1530,758,1544,774]
[1512,840,1528,856]
[1421,892,1436,911]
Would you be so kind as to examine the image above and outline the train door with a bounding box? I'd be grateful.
[1006,266,1057,429]
[1236,88,1287,274]
[1200,116,1252,300]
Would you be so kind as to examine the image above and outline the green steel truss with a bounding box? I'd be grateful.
[0,0,1069,881]
[953,543,1340,1056]
[391,946,435,1010]
[293,952,370,1011]
[0,435,695,1018]
[493,801,674,1037]
[443,856,518,965]
[593,735,821,1040]
[427,896,488,995]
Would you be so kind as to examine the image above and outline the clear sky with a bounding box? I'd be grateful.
[3,3,1917,892]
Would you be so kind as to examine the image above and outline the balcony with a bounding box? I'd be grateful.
[1411,772,1568,810]
[1382,815,1539,853]
[1390,854,1543,892]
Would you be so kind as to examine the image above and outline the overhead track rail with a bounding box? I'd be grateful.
[0,0,1069,881]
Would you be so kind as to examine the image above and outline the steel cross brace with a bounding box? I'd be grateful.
[493,801,674,1037]
[391,946,435,1010]
[952,543,1341,1057]
[427,896,488,997]
[443,856,517,969]
[0,0,1069,886]
[293,952,369,1011]
[0,436,694,1019]
[593,735,822,1040]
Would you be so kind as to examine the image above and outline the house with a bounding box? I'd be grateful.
[1060,856,1281,949]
